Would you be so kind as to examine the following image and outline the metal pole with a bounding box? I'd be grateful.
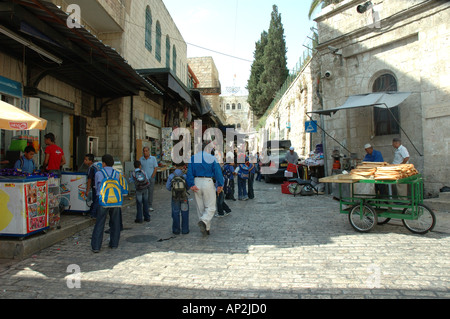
[320,114,329,194]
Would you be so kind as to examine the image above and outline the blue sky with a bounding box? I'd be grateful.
[163,0,318,95]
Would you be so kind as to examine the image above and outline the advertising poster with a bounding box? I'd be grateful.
[25,181,48,233]
[0,179,48,236]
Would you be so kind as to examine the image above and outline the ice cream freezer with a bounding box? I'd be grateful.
[0,176,49,237]
[60,172,89,213]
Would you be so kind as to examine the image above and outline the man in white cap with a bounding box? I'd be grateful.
[363,143,386,197]
[285,146,299,165]
[363,143,384,162]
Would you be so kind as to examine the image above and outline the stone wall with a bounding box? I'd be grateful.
[188,57,225,124]
[262,61,317,158]
[314,0,450,195]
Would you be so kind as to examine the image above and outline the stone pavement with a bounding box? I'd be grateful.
[0,179,449,300]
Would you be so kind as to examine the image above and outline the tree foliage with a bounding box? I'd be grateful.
[247,5,288,117]
[247,31,267,115]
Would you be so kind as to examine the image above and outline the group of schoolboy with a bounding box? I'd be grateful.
[85,148,258,252]
[85,153,152,253]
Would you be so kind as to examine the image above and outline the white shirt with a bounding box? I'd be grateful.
[393,145,410,164]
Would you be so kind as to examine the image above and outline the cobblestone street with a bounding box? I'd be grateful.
[0,180,449,299]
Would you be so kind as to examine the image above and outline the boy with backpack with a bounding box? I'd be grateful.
[91,154,127,253]
[84,154,98,218]
[216,176,231,217]
[130,160,151,223]
[14,146,36,174]
[223,159,236,201]
[237,158,250,201]
[166,162,189,235]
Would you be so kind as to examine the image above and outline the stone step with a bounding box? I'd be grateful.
[438,191,450,200]
[424,197,450,213]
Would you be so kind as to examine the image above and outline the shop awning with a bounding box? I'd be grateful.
[0,0,162,98]
[138,68,192,105]
[191,89,212,116]
[308,92,411,116]
[0,100,47,131]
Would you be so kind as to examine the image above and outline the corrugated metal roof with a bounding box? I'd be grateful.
[0,0,162,98]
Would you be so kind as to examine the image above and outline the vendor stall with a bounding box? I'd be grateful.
[0,100,50,237]
[320,163,435,234]
[47,176,61,229]
[0,175,49,237]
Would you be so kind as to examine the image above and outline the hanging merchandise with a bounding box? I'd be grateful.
[187,108,192,124]
[161,127,173,162]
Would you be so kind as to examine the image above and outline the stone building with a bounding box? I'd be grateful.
[262,60,317,157]
[310,0,450,196]
[188,57,225,127]
[221,95,254,133]
[0,0,198,169]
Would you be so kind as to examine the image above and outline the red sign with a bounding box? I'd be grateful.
[9,122,28,130]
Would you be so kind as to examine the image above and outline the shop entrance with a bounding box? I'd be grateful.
[39,106,71,170]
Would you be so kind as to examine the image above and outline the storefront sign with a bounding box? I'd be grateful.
[0,75,22,98]
[145,123,160,139]
[9,122,28,130]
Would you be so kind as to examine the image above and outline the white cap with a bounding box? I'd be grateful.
[364,143,372,149]
[289,146,295,151]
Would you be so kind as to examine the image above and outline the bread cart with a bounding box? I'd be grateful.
[320,174,435,234]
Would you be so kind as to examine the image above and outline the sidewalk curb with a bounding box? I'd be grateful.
[0,195,138,260]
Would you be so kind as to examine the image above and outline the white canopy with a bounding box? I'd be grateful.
[309,92,411,116]
[0,100,47,131]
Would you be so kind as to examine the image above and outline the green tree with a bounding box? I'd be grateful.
[247,31,268,114]
[247,5,288,117]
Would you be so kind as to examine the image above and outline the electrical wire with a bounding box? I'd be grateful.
[116,12,252,63]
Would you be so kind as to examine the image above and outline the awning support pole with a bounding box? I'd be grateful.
[381,103,423,157]
[306,113,352,154]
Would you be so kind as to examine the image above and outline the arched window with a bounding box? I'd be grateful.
[238,103,242,110]
[165,35,171,68]
[145,6,152,52]
[372,73,400,136]
[232,103,236,110]
[226,104,230,110]
[172,45,177,74]
[155,21,162,62]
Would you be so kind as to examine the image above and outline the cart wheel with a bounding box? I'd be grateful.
[349,204,377,233]
[402,204,436,234]
[377,217,391,225]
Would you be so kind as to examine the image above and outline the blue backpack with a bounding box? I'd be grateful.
[238,164,249,180]
[98,169,123,207]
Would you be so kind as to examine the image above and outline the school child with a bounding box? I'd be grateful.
[237,159,250,201]
[216,177,231,217]
[84,154,98,218]
[130,160,151,223]
[247,158,256,200]
[223,160,236,201]
[166,162,189,235]
[91,154,127,253]
[14,146,36,174]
